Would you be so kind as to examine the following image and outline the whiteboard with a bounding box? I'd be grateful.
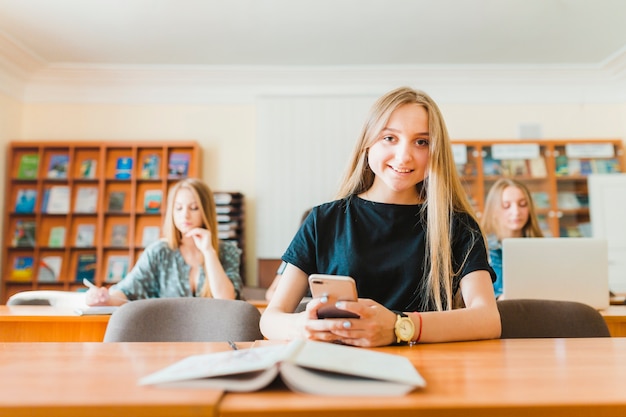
[588,174,626,293]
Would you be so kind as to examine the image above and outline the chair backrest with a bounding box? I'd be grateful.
[103,298,263,342]
[497,299,611,338]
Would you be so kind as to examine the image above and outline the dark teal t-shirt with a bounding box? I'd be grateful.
[282,195,495,311]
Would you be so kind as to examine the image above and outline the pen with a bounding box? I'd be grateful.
[227,340,239,350]
[83,278,97,289]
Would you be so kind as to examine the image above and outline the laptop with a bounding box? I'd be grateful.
[502,238,609,310]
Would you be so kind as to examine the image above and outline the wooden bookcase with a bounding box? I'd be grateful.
[451,139,625,237]
[2,141,201,303]
[214,192,246,281]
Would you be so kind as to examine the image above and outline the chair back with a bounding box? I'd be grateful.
[103,298,263,342]
[497,299,611,338]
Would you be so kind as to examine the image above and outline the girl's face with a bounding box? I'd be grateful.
[173,188,204,234]
[498,186,530,237]
[366,103,430,204]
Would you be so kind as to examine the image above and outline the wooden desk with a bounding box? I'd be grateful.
[220,338,626,417]
[0,342,229,417]
[3,339,625,417]
[0,305,109,342]
[600,305,626,337]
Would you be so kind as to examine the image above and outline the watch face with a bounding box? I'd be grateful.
[396,316,415,341]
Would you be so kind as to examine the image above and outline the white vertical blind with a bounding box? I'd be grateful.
[256,96,374,258]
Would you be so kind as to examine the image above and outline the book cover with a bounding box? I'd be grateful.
[37,256,63,283]
[105,255,129,283]
[141,226,161,247]
[79,159,97,179]
[12,220,36,247]
[115,157,133,179]
[75,224,96,247]
[139,339,426,396]
[528,157,547,178]
[111,224,128,247]
[16,154,40,179]
[48,226,66,247]
[74,186,99,213]
[482,156,502,176]
[140,154,161,179]
[530,192,550,209]
[107,191,126,212]
[75,253,97,283]
[14,189,37,213]
[167,152,190,179]
[555,154,569,176]
[46,154,69,179]
[143,189,163,213]
[11,256,34,281]
[45,185,70,214]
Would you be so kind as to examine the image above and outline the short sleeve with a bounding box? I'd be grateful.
[219,241,243,298]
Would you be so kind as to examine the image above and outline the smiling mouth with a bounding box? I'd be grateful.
[391,166,413,173]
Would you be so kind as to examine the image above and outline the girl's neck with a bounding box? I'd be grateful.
[360,183,420,205]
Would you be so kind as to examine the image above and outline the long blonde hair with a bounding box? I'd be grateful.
[336,86,480,311]
[481,178,544,240]
[162,178,219,297]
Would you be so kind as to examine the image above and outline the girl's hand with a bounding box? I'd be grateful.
[185,227,213,253]
[85,287,111,306]
[302,297,398,347]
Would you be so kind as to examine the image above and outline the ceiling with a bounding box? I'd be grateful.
[1,0,626,69]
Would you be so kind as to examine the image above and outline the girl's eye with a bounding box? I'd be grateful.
[382,135,395,142]
[416,139,430,146]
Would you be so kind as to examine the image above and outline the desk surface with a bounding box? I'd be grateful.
[1,338,626,417]
[220,338,626,417]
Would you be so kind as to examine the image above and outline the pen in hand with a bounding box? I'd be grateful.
[83,278,128,304]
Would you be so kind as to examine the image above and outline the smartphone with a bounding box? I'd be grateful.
[308,274,360,319]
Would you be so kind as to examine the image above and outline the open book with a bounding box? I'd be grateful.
[139,339,426,396]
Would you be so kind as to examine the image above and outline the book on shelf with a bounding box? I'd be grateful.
[14,188,37,213]
[557,191,581,209]
[141,226,161,247]
[140,154,161,179]
[528,157,547,178]
[12,219,36,247]
[107,191,126,212]
[79,158,97,179]
[46,154,69,179]
[75,224,96,247]
[139,339,426,396]
[115,157,133,179]
[555,155,569,176]
[568,158,582,176]
[111,224,129,247]
[214,193,233,205]
[16,154,39,179]
[43,185,70,214]
[105,255,129,283]
[501,159,528,177]
[37,256,63,283]
[75,253,97,283]
[11,256,34,282]
[143,189,163,213]
[167,152,190,179]
[74,186,99,213]
[530,192,550,209]
[48,226,66,247]
[482,156,502,176]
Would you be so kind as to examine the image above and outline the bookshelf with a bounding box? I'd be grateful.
[214,191,246,281]
[452,139,625,237]
[2,141,201,303]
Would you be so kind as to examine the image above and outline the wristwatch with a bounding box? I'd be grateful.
[393,311,415,344]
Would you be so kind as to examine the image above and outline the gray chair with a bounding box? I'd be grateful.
[103,298,263,342]
[497,299,611,338]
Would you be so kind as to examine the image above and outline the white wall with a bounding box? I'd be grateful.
[3,79,626,284]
